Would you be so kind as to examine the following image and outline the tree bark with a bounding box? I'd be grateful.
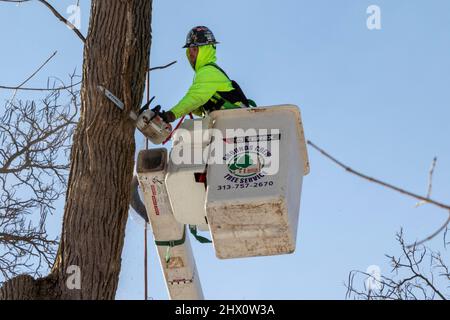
[0,0,152,300]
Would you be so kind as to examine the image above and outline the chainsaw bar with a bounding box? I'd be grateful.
[97,85,138,121]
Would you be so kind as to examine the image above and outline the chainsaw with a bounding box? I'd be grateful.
[97,85,172,145]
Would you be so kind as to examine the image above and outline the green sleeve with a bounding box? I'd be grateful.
[169,66,233,119]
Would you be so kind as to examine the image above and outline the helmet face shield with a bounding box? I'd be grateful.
[183,26,219,48]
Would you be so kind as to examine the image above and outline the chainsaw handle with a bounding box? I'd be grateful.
[150,105,162,121]
[138,96,156,115]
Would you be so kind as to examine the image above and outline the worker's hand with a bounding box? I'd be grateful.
[160,111,176,123]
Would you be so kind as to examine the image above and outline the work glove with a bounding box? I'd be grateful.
[160,110,176,123]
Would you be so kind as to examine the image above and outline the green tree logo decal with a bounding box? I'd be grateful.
[227,152,263,177]
[228,153,253,171]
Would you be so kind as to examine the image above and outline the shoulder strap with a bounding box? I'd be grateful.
[205,62,230,80]
[205,63,251,108]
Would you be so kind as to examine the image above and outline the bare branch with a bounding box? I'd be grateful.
[308,141,450,246]
[37,0,85,42]
[346,230,448,300]
[0,81,82,92]
[407,214,450,249]
[307,141,450,211]
[0,75,80,281]
[0,0,86,42]
[148,60,177,72]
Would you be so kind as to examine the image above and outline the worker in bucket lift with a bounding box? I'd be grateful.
[157,26,256,123]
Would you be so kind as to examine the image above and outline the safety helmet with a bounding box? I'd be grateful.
[183,26,219,48]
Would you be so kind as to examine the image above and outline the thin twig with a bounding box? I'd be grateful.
[17,51,57,89]
[444,227,449,250]
[416,157,437,207]
[5,51,57,101]
[148,60,177,71]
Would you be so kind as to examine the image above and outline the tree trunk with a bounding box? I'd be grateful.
[0,0,152,300]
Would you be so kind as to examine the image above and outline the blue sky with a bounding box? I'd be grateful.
[1,0,449,299]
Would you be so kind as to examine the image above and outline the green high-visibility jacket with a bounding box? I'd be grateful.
[169,45,235,119]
